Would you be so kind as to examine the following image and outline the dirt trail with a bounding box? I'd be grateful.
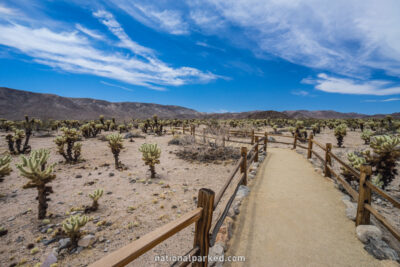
[225,148,391,267]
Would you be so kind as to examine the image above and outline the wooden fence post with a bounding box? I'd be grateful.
[307,133,313,159]
[251,129,255,145]
[356,165,372,226]
[264,132,267,153]
[255,136,259,162]
[240,147,247,186]
[324,143,332,177]
[293,133,298,149]
[193,188,215,267]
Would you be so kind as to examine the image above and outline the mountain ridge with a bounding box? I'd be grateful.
[0,87,398,120]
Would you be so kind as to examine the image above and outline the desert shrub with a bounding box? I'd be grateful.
[0,154,12,182]
[168,135,195,146]
[55,127,82,163]
[139,143,161,178]
[341,152,366,183]
[334,124,347,147]
[80,122,103,138]
[175,145,241,163]
[17,149,55,219]
[62,215,88,247]
[107,133,124,169]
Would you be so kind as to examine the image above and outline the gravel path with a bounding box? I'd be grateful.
[225,148,390,267]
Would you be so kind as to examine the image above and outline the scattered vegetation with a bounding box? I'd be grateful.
[55,127,82,163]
[334,123,347,147]
[62,215,88,247]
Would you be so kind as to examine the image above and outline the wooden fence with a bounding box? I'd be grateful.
[89,127,400,266]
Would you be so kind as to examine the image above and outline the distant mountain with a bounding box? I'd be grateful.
[282,110,367,119]
[0,87,200,120]
[0,87,398,120]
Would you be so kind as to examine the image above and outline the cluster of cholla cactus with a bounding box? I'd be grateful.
[80,121,103,138]
[17,149,56,219]
[334,124,347,147]
[312,123,320,136]
[139,143,161,178]
[141,115,164,135]
[361,135,400,188]
[55,127,82,163]
[341,152,366,183]
[0,119,14,131]
[361,129,373,144]
[62,215,88,247]
[295,121,307,138]
[5,116,35,154]
[86,189,103,212]
[0,154,12,182]
[107,133,124,169]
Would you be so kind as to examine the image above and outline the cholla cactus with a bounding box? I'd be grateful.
[54,127,82,163]
[361,130,373,144]
[62,215,88,247]
[312,123,320,136]
[334,124,347,147]
[88,189,103,212]
[341,152,366,182]
[17,149,56,219]
[0,154,12,182]
[272,124,278,133]
[362,135,400,188]
[6,128,27,154]
[118,124,127,134]
[288,127,295,136]
[107,133,124,169]
[139,143,161,178]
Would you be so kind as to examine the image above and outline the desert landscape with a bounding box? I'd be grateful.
[0,101,399,266]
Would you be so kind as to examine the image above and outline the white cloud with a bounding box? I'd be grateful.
[313,73,400,95]
[291,90,309,96]
[0,4,16,15]
[100,81,134,91]
[363,98,400,102]
[111,0,400,79]
[76,24,103,40]
[0,10,219,90]
[109,1,189,35]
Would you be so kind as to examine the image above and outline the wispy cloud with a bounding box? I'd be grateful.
[313,73,400,95]
[76,24,103,40]
[0,8,219,90]
[363,98,400,103]
[109,1,189,35]
[291,90,310,96]
[0,4,17,15]
[112,0,400,79]
[100,81,134,91]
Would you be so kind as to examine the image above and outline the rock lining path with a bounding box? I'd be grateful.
[225,148,392,267]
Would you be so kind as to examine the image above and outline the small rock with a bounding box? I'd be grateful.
[78,234,96,248]
[364,238,399,261]
[7,216,15,221]
[356,225,382,244]
[75,174,82,179]
[58,238,71,250]
[106,191,113,195]
[41,251,58,267]
[43,238,58,246]
[236,185,250,199]
[109,173,115,177]
[171,205,177,209]
[342,199,357,221]
[104,248,108,252]
[15,236,24,243]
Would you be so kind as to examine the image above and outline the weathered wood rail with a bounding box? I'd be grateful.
[90,127,400,266]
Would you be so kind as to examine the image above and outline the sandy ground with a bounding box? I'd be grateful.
[0,131,238,267]
[226,148,387,267]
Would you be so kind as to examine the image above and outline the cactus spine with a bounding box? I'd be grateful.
[17,149,56,219]
[139,143,161,178]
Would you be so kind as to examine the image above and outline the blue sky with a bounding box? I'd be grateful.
[0,0,400,114]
